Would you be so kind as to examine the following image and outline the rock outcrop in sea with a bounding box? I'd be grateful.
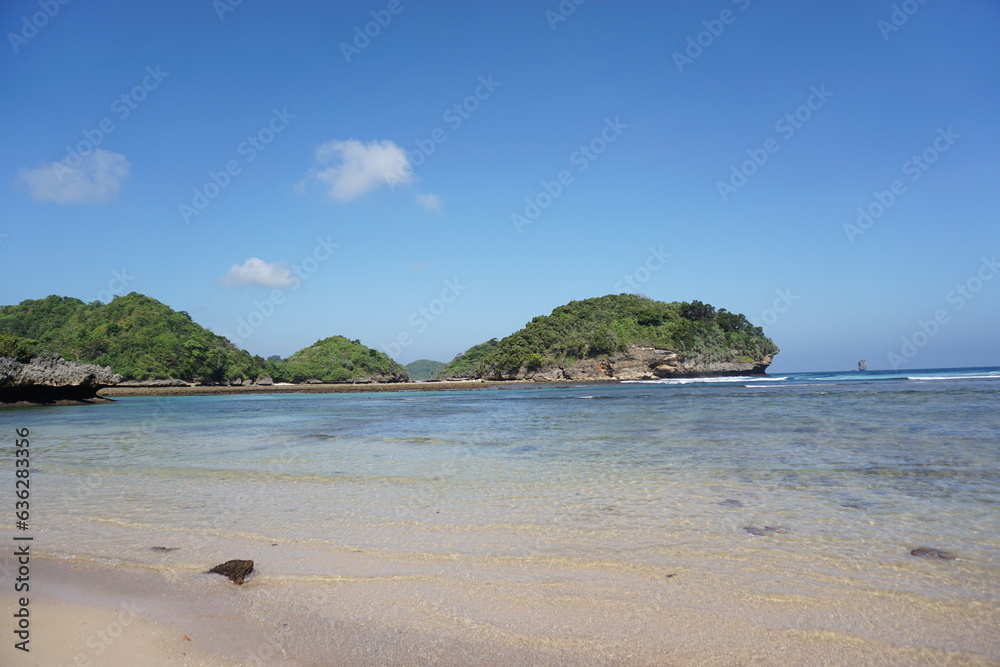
[0,354,122,404]
[485,344,775,382]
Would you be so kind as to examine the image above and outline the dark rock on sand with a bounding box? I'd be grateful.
[744,525,790,537]
[149,546,179,552]
[910,547,956,560]
[0,354,121,405]
[207,559,254,584]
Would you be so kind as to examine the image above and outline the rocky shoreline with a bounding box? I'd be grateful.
[98,379,559,397]
[0,354,121,406]
[2,347,777,405]
[482,344,775,381]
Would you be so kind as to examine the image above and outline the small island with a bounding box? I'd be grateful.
[438,294,777,381]
[0,292,778,404]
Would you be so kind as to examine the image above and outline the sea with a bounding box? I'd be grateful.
[4,366,1000,663]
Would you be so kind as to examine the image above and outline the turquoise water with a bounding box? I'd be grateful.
[4,366,1000,660]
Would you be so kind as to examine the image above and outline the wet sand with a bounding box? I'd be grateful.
[3,551,997,666]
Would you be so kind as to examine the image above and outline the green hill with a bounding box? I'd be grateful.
[0,293,272,382]
[437,339,500,378]
[439,294,778,379]
[405,359,445,381]
[0,293,406,384]
[282,336,409,383]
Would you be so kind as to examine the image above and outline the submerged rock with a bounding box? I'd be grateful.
[720,499,744,508]
[910,547,956,560]
[0,354,121,404]
[744,525,790,537]
[207,559,254,584]
[149,546,179,552]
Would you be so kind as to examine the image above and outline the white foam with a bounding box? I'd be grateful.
[907,374,1000,381]
[623,376,787,385]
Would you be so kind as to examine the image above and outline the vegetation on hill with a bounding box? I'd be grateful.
[436,338,501,378]
[405,359,445,381]
[1,292,776,385]
[0,333,41,363]
[0,294,405,384]
[281,336,408,383]
[0,293,271,382]
[439,294,778,378]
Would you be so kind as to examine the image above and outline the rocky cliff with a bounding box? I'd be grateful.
[0,354,122,404]
[484,344,774,381]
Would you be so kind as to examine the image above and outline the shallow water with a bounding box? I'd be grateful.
[5,367,1000,663]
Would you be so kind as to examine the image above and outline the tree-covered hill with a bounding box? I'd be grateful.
[436,339,500,378]
[0,293,407,384]
[281,336,409,383]
[439,294,778,379]
[405,359,445,381]
[0,293,271,382]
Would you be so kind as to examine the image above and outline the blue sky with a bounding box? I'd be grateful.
[1,0,997,373]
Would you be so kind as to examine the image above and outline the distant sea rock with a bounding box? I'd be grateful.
[489,344,775,382]
[0,354,122,405]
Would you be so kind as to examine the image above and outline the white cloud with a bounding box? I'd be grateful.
[303,139,413,201]
[220,258,296,288]
[17,149,131,203]
[415,192,442,214]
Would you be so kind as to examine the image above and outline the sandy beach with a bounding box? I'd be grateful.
[4,548,997,666]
